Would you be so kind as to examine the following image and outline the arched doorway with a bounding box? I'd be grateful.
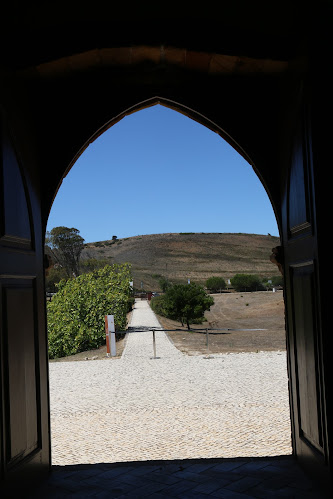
[45,102,290,464]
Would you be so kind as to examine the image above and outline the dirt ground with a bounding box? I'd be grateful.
[49,341,127,363]
[50,291,286,362]
[157,291,287,355]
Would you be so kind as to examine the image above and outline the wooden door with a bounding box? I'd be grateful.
[282,99,329,489]
[0,115,50,489]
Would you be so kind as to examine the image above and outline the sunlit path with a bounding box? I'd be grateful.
[49,300,292,465]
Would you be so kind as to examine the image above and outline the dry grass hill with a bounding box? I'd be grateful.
[82,233,280,291]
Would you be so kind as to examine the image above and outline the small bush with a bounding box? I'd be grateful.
[206,276,226,292]
[231,274,265,292]
[150,295,167,317]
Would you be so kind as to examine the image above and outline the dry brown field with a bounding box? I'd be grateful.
[157,290,286,355]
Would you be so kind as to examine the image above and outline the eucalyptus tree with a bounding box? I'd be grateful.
[46,226,85,277]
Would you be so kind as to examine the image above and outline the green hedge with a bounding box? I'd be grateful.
[47,263,132,359]
[231,274,265,292]
[150,295,167,317]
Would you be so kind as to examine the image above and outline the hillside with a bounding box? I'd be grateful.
[82,233,280,291]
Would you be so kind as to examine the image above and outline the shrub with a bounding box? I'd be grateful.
[127,296,135,312]
[231,274,264,292]
[271,275,284,286]
[206,276,226,292]
[47,263,132,359]
[150,295,167,317]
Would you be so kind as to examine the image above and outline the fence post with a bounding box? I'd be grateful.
[105,315,116,357]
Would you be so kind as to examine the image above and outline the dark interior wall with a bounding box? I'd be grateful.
[0,2,303,66]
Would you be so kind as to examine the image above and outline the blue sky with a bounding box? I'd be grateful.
[46,105,279,243]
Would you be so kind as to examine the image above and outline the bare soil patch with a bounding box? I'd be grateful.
[155,291,286,355]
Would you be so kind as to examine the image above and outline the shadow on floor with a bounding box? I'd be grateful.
[19,455,327,498]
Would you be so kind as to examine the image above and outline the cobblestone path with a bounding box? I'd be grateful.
[50,300,292,465]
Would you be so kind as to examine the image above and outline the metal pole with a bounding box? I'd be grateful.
[153,330,157,358]
[206,328,209,354]
[204,327,213,359]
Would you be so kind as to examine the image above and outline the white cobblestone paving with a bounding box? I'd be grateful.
[49,300,292,465]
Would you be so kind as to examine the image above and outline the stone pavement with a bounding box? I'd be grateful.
[26,299,325,497]
[50,300,292,466]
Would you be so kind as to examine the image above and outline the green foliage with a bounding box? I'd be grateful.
[45,265,68,293]
[271,275,284,286]
[158,276,172,292]
[157,282,214,329]
[46,226,84,277]
[150,295,168,317]
[80,258,110,273]
[231,274,264,292]
[127,296,135,312]
[47,264,132,359]
[262,274,284,289]
[205,276,226,292]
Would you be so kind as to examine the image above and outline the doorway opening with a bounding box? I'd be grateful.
[46,102,291,467]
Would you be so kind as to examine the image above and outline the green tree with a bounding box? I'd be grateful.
[206,276,226,292]
[47,263,132,358]
[271,275,284,287]
[231,274,264,292]
[158,276,172,292]
[262,275,283,290]
[163,283,214,329]
[46,226,84,277]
